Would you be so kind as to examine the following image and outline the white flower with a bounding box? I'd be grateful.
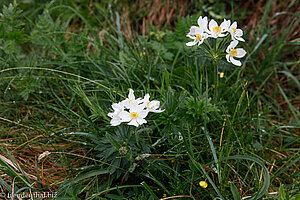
[186,27,208,46]
[119,104,149,127]
[208,19,228,38]
[197,16,209,33]
[107,102,124,126]
[178,132,183,141]
[221,18,231,32]
[142,94,164,113]
[226,40,247,66]
[108,89,164,127]
[228,21,245,42]
[187,25,198,35]
[121,89,143,108]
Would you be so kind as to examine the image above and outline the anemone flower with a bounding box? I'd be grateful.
[226,40,247,66]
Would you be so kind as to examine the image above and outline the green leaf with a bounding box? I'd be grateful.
[66,132,101,143]
[230,183,241,200]
[278,71,300,89]
[71,170,109,184]
[141,181,159,200]
[279,184,286,200]
[106,133,121,150]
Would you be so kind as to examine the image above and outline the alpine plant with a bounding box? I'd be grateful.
[186,16,247,66]
[108,89,164,127]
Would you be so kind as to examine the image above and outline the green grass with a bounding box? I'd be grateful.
[0,0,299,199]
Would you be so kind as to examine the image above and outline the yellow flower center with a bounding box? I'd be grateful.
[199,181,208,188]
[232,27,237,34]
[196,34,201,41]
[130,112,138,119]
[230,49,238,57]
[128,99,135,103]
[213,26,221,34]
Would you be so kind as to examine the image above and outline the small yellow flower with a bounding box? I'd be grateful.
[163,194,167,198]
[199,181,208,188]
[171,159,175,163]
[140,51,146,57]
[220,72,224,78]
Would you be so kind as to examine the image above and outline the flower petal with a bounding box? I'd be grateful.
[209,19,218,31]
[150,109,165,113]
[230,56,241,66]
[111,103,119,110]
[198,39,205,45]
[128,89,135,100]
[186,41,198,46]
[236,48,247,58]
[110,118,121,126]
[107,112,114,118]
[139,110,149,118]
[119,111,131,122]
[137,118,147,125]
[186,35,196,39]
[195,27,204,34]
[236,37,245,42]
[202,33,208,39]
[138,104,147,113]
[226,54,230,62]
[218,33,227,37]
[197,16,208,32]
[231,21,237,29]
[143,94,150,103]
[128,119,139,127]
[149,100,160,109]
[227,40,238,52]
[203,16,208,30]
[188,26,198,35]
[209,34,218,38]
[220,19,230,31]
[226,40,236,52]
[197,16,204,27]
[236,29,243,37]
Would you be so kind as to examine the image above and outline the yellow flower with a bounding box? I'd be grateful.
[220,72,224,78]
[163,194,167,198]
[199,181,208,188]
[140,51,146,57]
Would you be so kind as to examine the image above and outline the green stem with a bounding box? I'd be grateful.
[204,39,214,55]
[212,60,219,104]
[217,34,231,55]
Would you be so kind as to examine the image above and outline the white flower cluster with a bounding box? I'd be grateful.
[108,89,164,127]
[186,16,247,66]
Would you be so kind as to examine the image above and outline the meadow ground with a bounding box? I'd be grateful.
[0,0,299,199]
